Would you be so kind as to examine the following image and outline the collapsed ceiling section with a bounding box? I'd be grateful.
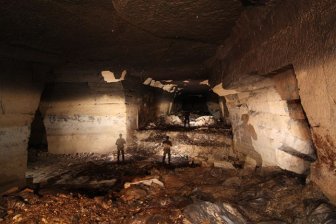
[0,0,243,81]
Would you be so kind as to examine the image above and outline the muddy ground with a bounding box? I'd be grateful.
[1,153,336,223]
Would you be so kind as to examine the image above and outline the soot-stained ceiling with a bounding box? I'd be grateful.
[0,0,244,80]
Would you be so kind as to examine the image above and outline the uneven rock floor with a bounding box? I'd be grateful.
[1,154,336,223]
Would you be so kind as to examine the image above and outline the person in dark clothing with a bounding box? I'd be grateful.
[115,133,126,162]
[183,111,190,128]
[162,136,172,164]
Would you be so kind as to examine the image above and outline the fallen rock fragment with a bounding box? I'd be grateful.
[124,178,164,189]
[183,201,247,224]
[193,116,216,127]
[213,161,236,169]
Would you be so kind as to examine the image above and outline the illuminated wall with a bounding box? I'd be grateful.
[40,82,128,154]
[39,67,165,154]
[223,69,314,174]
[0,59,48,191]
[210,0,336,203]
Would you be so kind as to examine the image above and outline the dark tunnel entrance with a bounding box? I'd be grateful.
[27,109,48,162]
[170,90,229,129]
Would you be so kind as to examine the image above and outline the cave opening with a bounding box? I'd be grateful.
[1,0,336,223]
[27,109,48,162]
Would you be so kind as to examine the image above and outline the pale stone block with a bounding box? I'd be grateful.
[276,149,310,174]
[213,161,235,169]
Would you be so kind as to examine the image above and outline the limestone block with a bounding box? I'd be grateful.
[251,125,314,156]
[143,78,152,85]
[287,119,311,141]
[162,84,176,93]
[248,99,288,116]
[212,83,238,96]
[249,112,291,131]
[213,161,235,169]
[276,149,310,174]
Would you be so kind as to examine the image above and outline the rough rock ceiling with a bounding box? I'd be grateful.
[0,0,243,80]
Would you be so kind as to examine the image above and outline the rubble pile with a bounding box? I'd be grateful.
[145,113,225,130]
[135,128,233,167]
[1,154,336,223]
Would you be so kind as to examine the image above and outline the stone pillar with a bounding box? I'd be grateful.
[0,60,46,192]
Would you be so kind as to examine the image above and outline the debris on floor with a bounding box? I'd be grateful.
[1,153,336,223]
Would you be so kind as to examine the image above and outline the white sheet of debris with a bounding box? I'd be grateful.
[192,116,216,127]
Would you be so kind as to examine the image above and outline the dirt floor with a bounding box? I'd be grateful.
[1,153,336,224]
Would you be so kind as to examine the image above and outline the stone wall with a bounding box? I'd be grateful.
[40,82,128,154]
[224,69,314,174]
[0,59,48,192]
[156,91,174,117]
[39,67,167,154]
[210,0,336,203]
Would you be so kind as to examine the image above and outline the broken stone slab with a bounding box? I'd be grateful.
[124,178,164,189]
[193,116,216,127]
[183,201,247,224]
[143,77,152,85]
[213,161,236,169]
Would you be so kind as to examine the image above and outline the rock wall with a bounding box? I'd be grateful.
[225,69,314,174]
[210,0,336,203]
[40,82,128,154]
[0,59,48,192]
[39,67,168,154]
[156,91,173,117]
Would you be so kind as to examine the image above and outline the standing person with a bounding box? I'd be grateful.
[183,111,190,128]
[162,136,172,165]
[115,133,126,163]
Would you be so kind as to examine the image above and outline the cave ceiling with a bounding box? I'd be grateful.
[0,0,244,80]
